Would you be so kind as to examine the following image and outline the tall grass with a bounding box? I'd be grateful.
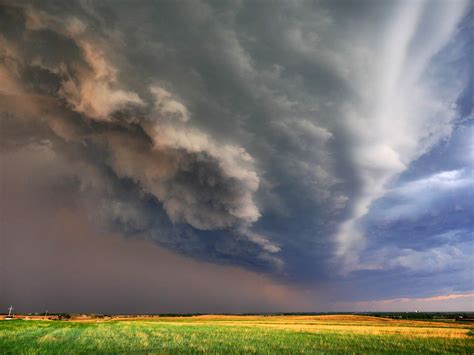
[1,317,472,354]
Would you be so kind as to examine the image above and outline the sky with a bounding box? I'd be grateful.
[0,0,473,313]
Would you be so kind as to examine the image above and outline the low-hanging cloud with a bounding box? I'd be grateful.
[1,0,472,304]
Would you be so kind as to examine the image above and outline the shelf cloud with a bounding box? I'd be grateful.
[1,0,472,311]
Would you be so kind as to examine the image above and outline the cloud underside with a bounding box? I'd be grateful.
[0,0,472,301]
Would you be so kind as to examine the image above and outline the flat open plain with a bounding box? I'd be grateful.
[1,315,473,354]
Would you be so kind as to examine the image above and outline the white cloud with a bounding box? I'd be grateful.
[376,169,473,221]
[355,240,473,274]
[397,170,472,195]
[333,0,469,271]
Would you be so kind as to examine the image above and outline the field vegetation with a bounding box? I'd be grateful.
[1,314,473,354]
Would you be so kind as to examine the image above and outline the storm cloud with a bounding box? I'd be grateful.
[1,0,472,311]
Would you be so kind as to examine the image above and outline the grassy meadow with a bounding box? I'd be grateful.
[0,315,473,354]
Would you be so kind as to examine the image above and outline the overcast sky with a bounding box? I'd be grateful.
[0,0,473,313]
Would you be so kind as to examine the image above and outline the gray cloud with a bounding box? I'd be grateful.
[0,147,312,313]
[0,1,282,269]
[0,0,472,307]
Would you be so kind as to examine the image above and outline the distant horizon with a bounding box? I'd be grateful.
[4,311,474,316]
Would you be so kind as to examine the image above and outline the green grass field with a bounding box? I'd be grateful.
[1,315,473,354]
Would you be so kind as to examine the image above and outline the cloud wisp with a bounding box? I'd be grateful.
[333,0,469,270]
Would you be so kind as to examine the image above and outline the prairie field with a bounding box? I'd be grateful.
[0,315,473,354]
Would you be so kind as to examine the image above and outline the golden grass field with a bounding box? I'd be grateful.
[150,314,473,338]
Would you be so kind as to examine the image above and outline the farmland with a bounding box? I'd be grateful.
[1,315,473,354]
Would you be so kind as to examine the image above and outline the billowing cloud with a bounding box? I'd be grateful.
[0,2,264,236]
[0,0,472,309]
[0,147,310,313]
